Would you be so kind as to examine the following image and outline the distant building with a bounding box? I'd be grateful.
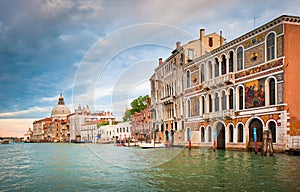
[68,106,117,142]
[98,122,132,143]
[32,94,71,142]
[32,117,52,142]
[24,128,33,142]
[51,94,71,120]
[131,108,151,142]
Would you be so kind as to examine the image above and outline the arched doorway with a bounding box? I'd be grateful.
[249,118,263,142]
[216,122,225,149]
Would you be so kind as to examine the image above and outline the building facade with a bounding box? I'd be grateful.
[87,122,132,143]
[184,15,300,151]
[150,29,224,145]
[32,94,71,142]
[69,107,117,142]
[131,106,151,142]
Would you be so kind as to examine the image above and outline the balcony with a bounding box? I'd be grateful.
[203,73,235,90]
[203,109,235,120]
[160,95,175,105]
[215,73,235,86]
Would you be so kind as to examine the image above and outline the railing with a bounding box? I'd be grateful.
[160,95,175,104]
[203,73,235,89]
[203,109,235,120]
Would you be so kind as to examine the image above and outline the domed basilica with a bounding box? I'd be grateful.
[51,94,71,120]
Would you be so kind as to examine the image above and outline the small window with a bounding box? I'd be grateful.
[201,127,205,142]
[201,96,205,114]
[215,58,219,77]
[187,70,191,88]
[208,37,213,47]
[237,47,244,71]
[200,64,205,83]
[208,95,212,113]
[269,121,276,143]
[229,89,234,109]
[229,125,234,142]
[267,33,275,61]
[238,124,243,142]
[229,51,234,72]
[208,126,212,142]
[221,55,226,75]
[269,78,276,105]
[238,87,244,110]
[188,49,194,60]
[214,94,219,111]
[221,91,226,110]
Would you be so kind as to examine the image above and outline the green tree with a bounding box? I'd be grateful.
[122,95,150,121]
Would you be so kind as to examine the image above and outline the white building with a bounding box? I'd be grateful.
[97,122,132,143]
[68,105,116,141]
[81,120,99,143]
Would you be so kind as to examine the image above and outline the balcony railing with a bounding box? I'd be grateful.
[203,73,235,89]
[203,109,235,120]
[160,95,175,105]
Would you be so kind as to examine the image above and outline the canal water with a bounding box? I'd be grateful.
[1,143,300,192]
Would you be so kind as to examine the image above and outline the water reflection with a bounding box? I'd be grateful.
[0,143,299,191]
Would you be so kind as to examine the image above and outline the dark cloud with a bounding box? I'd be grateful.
[0,0,299,119]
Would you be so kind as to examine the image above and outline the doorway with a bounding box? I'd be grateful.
[216,122,225,149]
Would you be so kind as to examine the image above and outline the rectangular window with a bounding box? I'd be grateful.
[208,37,213,47]
[188,49,194,60]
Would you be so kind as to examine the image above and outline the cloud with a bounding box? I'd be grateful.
[40,96,60,102]
[0,106,52,118]
[0,0,300,128]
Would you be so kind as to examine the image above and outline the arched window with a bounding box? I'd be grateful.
[208,94,212,113]
[208,126,212,142]
[215,58,219,77]
[269,78,276,105]
[214,93,219,111]
[237,47,244,71]
[267,33,275,61]
[221,91,226,110]
[229,124,234,142]
[208,61,213,79]
[201,96,205,115]
[238,86,244,110]
[187,100,191,117]
[229,51,234,72]
[269,121,276,143]
[201,127,205,142]
[221,54,226,75]
[229,89,234,109]
[187,70,191,88]
[237,124,243,142]
[200,64,205,83]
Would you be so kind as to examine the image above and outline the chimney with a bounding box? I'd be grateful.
[159,58,163,65]
[176,42,181,50]
[220,30,223,46]
[200,29,205,40]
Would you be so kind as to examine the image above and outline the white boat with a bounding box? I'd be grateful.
[139,140,165,149]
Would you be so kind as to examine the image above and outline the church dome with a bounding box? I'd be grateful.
[51,94,71,119]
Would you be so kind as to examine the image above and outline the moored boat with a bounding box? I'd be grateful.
[0,139,9,144]
[139,140,165,149]
[115,142,125,147]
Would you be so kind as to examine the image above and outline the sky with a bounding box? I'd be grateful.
[0,0,299,137]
